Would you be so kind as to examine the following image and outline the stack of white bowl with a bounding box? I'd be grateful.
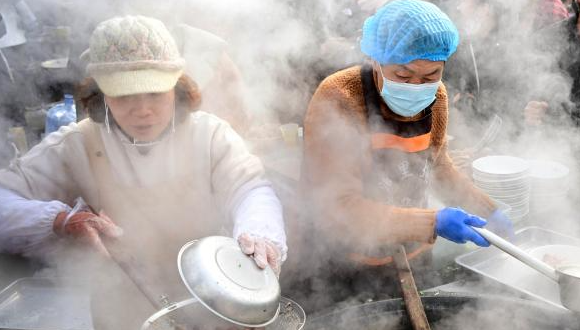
[528,160,570,214]
[472,156,531,223]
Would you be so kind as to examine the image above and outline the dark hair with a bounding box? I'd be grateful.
[75,74,202,123]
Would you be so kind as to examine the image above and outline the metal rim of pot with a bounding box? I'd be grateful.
[554,264,580,311]
[304,293,578,330]
[140,296,307,330]
[177,236,282,328]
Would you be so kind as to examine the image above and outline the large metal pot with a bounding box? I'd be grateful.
[559,265,580,311]
[304,294,579,330]
[141,296,305,330]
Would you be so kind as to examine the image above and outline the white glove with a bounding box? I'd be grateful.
[237,233,281,276]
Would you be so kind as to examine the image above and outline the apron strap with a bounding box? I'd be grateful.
[360,63,383,123]
[77,118,101,157]
[77,118,110,210]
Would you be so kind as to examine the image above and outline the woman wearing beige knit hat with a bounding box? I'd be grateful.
[0,15,286,328]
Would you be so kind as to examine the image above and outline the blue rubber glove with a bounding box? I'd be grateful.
[435,207,490,247]
[486,209,514,240]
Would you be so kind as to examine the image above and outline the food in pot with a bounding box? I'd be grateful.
[542,253,566,267]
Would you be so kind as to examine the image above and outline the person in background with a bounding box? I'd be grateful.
[300,0,512,311]
[0,0,41,165]
[525,0,580,128]
[0,15,286,328]
[293,0,393,85]
[174,24,251,134]
[532,0,570,28]
[442,0,511,171]
[443,0,570,172]
[442,1,532,170]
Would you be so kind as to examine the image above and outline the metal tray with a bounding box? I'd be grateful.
[0,277,93,330]
[455,226,580,310]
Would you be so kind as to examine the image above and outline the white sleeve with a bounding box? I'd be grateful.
[232,185,288,262]
[0,187,71,256]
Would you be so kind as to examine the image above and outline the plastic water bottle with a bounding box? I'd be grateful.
[45,94,76,135]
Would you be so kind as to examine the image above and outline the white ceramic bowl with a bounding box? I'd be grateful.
[528,160,570,180]
[472,156,530,176]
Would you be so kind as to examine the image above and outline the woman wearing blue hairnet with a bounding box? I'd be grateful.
[299,0,512,309]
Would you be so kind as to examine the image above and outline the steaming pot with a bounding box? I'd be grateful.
[304,294,579,330]
[140,236,306,330]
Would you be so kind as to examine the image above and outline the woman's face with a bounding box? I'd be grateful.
[374,59,444,88]
[105,90,175,142]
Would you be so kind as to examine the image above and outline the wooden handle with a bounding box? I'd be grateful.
[393,245,431,330]
[104,241,165,310]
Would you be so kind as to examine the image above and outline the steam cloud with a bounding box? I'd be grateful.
[0,0,579,329]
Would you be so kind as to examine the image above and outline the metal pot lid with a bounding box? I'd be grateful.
[178,236,281,327]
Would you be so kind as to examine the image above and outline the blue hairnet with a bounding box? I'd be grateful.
[360,0,459,65]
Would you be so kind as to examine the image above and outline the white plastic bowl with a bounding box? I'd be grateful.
[472,156,529,177]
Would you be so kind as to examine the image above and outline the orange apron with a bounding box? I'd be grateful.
[349,63,434,267]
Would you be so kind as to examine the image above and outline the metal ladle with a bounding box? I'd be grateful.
[473,228,580,312]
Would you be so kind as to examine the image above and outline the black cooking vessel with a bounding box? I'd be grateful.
[304,293,580,330]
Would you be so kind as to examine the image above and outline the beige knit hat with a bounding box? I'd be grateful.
[85,15,185,97]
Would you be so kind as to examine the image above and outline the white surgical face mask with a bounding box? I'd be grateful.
[377,65,439,117]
